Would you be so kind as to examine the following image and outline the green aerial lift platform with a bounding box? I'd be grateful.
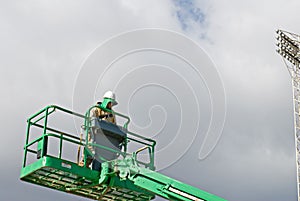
[20,105,227,201]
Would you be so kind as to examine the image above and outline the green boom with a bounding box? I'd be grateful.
[20,105,227,201]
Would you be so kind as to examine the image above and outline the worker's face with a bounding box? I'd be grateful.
[107,102,112,109]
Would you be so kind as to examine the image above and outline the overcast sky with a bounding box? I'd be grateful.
[1,1,300,201]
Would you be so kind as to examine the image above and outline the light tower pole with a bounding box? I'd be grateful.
[276,29,300,200]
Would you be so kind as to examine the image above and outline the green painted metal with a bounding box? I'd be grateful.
[20,105,227,201]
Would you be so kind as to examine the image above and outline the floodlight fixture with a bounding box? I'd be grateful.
[276,29,300,66]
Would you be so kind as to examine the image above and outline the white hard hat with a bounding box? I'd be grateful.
[102,90,118,106]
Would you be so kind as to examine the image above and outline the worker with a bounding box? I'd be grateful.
[91,90,117,124]
[79,90,118,171]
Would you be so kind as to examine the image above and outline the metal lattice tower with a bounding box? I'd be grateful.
[276,29,300,200]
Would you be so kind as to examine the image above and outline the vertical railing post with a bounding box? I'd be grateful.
[83,112,89,167]
[23,120,31,167]
[59,133,63,159]
[41,107,49,158]
[151,145,155,170]
[123,137,128,154]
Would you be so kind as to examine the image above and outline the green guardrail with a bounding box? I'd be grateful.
[22,105,156,170]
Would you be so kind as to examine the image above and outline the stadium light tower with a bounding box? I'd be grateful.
[276,29,300,200]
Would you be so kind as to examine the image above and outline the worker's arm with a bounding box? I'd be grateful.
[99,110,116,124]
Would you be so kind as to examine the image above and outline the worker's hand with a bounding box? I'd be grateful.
[99,114,113,119]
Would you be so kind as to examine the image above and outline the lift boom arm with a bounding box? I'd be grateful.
[99,157,226,201]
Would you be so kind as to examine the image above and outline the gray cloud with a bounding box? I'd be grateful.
[1,1,300,201]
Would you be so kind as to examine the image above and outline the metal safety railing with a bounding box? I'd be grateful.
[22,105,85,167]
[22,105,156,170]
